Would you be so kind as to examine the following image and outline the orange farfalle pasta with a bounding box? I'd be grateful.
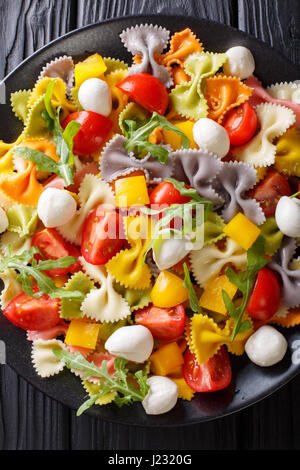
[204,75,252,123]
[270,310,300,328]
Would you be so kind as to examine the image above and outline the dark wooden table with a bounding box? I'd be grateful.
[0,0,300,451]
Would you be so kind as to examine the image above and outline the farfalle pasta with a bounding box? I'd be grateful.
[0,23,298,417]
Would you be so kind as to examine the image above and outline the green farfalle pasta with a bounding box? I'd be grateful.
[259,216,284,256]
[82,380,117,405]
[204,211,226,245]
[114,282,152,311]
[10,90,32,123]
[98,317,130,342]
[6,204,38,237]
[170,52,227,120]
[59,271,95,319]
[23,95,50,137]
[103,57,128,75]
[118,101,150,137]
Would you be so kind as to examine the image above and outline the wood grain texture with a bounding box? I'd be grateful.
[0,0,300,450]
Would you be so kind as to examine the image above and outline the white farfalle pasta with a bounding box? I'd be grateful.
[58,174,115,245]
[267,82,300,104]
[190,238,247,287]
[0,268,22,309]
[232,103,296,167]
[79,256,131,322]
[31,339,67,378]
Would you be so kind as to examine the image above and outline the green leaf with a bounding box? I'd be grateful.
[53,349,149,414]
[123,112,190,163]
[183,262,202,313]
[164,178,212,204]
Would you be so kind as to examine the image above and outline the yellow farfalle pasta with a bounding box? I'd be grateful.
[0,268,22,310]
[106,215,153,289]
[274,127,300,176]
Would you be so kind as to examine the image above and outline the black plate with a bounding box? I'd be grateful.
[1,15,300,427]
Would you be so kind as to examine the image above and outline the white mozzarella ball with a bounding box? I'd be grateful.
[142,376,178,415]
[275,196,300,237]
[152,230,190,271]
[192,118,230,159]
[78,78,112,117]
[245,325,287,367]
[104,325,154,363]
[37,188,77,228]
[223,46,255,79]
[0,207,8,234]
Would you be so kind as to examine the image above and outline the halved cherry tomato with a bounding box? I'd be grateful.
[182,347,232,392]
[250,169,291,217]
[31,228,81,277]
[61,111,113,156]
[81,207,125,265]
[223,102,258,146]
[4,288,60,331]
[116,73,169,115]
[247,267,281,320]
[134,304,186,341]
[149,181,192,206]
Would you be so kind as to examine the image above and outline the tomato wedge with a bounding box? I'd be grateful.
[4,288,60,331]
[251,169,291,217]
[81,207,125,265]
[247,267,281,320]
[182,347,232,392]
[134,304,186,341]
[31,228,81,277]
[61,111,113,156]
[223,102,258,146]
[116,73,169,115]
[149,181,192,206]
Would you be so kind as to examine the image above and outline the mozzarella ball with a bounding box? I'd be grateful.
[275,196,300,237]
[0,207,8,234]
[104,325,154,363]
[142,376,178,415]
[223,46,255,79]
[37,188,77,228]
[245,325,287,367]
[78,78,112,117]
[152,231,190,270]
[193,118,230,159]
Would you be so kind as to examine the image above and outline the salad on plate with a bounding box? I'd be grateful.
[0,24,300,416]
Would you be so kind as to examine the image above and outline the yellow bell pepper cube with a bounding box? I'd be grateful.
[150,342,184,376]
[75,54,107,88]
[115,175,150,207]
[199,274,238,315]
[65,319,100,349]
[170,377,195,400]
[151,271,189,308]
[223,212,261,250]
[162,121,197,150]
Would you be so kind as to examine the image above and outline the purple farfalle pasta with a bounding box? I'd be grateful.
[171,148,224,204]
[100,134,174,183]
[269,237,300,308]
[120,24,173,88]
[38,55,74,92]
[213,160,266,225]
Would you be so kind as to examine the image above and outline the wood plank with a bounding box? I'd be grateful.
[238,0,300,65]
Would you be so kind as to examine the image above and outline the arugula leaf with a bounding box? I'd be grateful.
[53,350,149,415]
[165,178,214,206]
[141,198,211,261]
[123,112,190,163]
[16,79,80,186]
[0,247,84,300]
[222,235,268,340]
[183,262,202,313]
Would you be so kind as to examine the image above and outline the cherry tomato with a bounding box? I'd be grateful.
[251,169,291,217]
[31,228,81,277]
[247,267,281,320]
[223,102,258,146]
[81,207,125,265]
[4,288,60,331]
[134,304,186,341]
[182,347,232,392]
[116,73,169,115]
[62,111,113,156]
[149,181,192,207]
